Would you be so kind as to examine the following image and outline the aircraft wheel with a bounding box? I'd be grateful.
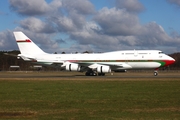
[93,72,97,76]
[85,72,97,76]
[85,72,90,76]
[154,71,158,76]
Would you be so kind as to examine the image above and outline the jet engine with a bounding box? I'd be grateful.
[65,63,81,72]
[97,65,111,73]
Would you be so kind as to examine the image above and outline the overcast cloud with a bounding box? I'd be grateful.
[0,0,179,53]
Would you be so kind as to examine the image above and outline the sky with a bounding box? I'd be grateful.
[0,0,180,54]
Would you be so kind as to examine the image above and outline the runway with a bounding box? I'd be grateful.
[0,71,180,81]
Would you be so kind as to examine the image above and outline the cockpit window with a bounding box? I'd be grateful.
[159,52,164,54]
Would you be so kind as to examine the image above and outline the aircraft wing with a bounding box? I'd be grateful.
[110,63,132,70]
[77,62,132,70]
[34,60,132,72]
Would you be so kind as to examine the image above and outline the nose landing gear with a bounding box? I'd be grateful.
[154,71,158,76]
[154,68,158,76]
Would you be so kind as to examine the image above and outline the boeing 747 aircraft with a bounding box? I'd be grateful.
[13,31,175,76]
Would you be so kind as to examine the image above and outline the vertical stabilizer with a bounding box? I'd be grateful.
[13,31,45,55]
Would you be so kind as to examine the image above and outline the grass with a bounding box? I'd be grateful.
[0,76,180,119]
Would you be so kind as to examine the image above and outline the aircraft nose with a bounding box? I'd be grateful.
[165,57,175,66]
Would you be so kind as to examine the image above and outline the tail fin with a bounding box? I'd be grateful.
[13,31,46,55]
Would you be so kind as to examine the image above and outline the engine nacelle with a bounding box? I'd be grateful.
[65,63,81,72]
[97,65,111,73]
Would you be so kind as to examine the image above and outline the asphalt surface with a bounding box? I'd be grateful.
[0,71,180,81]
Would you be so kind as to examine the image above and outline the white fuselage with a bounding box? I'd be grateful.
[31,50,174,70]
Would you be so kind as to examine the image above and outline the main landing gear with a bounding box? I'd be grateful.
[85,69,105,76]
[85,69,97,76]
[85,71,97,76]
[85,71,106,76]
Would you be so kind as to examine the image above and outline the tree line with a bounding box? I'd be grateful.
[0,50,179,71]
